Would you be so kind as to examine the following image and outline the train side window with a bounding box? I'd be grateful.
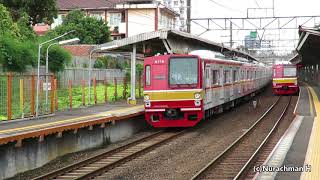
[233,70,237,82]
[224,70,230,84]
[241,70,244,80]
[212,70,219,85]
[145,65,151,86]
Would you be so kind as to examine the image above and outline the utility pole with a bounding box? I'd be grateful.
[187,0,191,33]
[272,0,275,17]
[229,21,233,48]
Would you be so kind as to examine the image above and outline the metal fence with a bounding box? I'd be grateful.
[0,69,143,121]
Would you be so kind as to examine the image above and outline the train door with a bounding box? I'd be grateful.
[240,68,244,95]
[233,67,239,99]
[230,67,235,100]
[219,66,224,104]
[212,66,220,106]
[205,65,212,104]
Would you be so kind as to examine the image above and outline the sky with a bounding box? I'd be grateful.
[190,0,320,55]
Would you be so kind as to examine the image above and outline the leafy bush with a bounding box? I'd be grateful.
[136,63,143,77]
[45,46,71,73]
[0,35,36,72]
[93,59,105,69]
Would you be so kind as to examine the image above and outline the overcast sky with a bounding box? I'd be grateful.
[190,0,320,54]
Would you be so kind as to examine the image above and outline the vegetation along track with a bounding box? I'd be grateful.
[191,96,291,180]
[33,130,185,180]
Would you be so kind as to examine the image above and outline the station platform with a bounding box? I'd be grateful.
[0,101,144,146]
[254,83,320,180]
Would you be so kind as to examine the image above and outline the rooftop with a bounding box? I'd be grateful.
[57,0,158,10]
[63,45,95,56]
[296,26,320,65]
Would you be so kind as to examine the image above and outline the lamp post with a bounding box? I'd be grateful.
[36,30,75,118]
[45,38,80,111]
[88,45,118,105]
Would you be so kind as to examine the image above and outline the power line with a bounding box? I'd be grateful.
[207,0,244,13]
[254,0,261,8]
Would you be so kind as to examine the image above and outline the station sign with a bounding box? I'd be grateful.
[43,82,52,90]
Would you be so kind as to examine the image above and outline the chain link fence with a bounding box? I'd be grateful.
[0,68,143,121]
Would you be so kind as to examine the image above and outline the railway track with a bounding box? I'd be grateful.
[33,130,184,180]
[191,96,291,180]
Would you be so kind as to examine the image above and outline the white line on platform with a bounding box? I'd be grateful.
[254,115,304,180]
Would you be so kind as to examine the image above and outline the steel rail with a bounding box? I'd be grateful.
[191,96,287,180]
[33,130,184,180]
[234,96,291,179]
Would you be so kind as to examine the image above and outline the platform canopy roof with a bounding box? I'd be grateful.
[96,29,259,62]
[289,53,301,65]
[295,27,320,65]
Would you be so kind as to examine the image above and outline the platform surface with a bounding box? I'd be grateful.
[254,84,320,180]
[0,100,144,145]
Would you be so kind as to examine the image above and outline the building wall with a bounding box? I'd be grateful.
[158,9,176,30]
[127,9,156,37]
[107,11,126,35]
[159,0,187,31]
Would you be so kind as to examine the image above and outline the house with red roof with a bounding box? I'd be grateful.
[52,0,179,40]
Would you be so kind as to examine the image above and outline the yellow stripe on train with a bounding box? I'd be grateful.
[144,90,204,101]
[273,77,297,84]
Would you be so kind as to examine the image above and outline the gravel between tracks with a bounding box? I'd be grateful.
[100,87,280,180]
[9,86,284,180]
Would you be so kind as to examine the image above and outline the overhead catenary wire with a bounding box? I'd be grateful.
[207,0,245,14]
[254,0,261,8]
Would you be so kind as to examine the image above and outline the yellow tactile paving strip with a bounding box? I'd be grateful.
[301,85,320,180]
[0,105,144,136]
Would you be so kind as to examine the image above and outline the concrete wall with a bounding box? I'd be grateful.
[0,116,148,179]
[58,68,126,88]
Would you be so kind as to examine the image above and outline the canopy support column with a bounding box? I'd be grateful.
[128,43,137,105]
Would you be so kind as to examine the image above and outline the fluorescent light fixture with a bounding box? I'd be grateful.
[58,38,80,45]
[99,45,119,51]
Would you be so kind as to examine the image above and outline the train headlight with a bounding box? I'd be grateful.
[194,93,201,99]
[145,101,151,107]
[144,95,150,101]
[194,100,201,106]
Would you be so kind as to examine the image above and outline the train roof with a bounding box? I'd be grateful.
[189,50,265,66]
[272,64,296,67]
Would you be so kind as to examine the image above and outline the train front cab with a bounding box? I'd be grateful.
[143,55,204,127]
[272,64,298,95]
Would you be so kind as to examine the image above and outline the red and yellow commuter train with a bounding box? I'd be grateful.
[143,50,272,128]
[272,64,299,95]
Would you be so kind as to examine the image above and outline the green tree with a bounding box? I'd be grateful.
[0,0,57,24]
[43,46,71,73]
[136,63,143,77]
[17,12,36,40]
[48,10,111,44]
[0,4,20,37]
[0,35,36,72]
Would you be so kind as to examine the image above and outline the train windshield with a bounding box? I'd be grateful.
[169,57,198,87]
[283,67,296,77]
